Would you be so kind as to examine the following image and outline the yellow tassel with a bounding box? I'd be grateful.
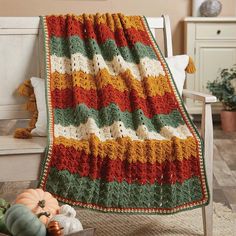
[24,94,37,112]
[14,79,39,139]
[28,111,38,129]
[14,128,32,139]
[185,56,196,74]
[16,79,34,97]
[25,101,37,112]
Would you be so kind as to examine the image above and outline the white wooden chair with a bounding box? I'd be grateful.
[0,15,216,236]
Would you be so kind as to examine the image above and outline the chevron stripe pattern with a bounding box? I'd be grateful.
[39,13,209,214]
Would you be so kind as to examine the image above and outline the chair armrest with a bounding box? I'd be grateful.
[182,89,217,104]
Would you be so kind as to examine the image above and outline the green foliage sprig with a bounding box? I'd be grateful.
[207,65,236,111]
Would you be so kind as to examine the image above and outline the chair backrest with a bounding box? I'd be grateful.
[146,15,173,58]
[0,17,42,120]
[0,15,173,121]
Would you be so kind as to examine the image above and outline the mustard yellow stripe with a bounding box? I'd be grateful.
[53,14,145,32]
[51,69,172,98]
[54,135,198,164]
[74,13,145,32]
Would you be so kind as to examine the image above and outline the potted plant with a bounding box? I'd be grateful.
[207,65,236,132]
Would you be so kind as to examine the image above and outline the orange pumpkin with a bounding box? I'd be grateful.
[15,188,60,225]
[47,221,64,236]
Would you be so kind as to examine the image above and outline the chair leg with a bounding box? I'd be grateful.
[201,103,214,236]
[202,202,213,236]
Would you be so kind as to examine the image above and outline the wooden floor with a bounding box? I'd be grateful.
[212,125,236,212]
[0,120,236,212]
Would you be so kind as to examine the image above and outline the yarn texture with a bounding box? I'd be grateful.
[14,79,38,139]
[39,13,209,214]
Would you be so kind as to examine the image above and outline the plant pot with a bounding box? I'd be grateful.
[220,110,236,132]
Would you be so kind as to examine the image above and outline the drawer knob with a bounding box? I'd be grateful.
[217,30,221,35]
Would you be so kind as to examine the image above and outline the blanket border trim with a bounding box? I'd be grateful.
[39,15,210,215]
[142,15,209,204]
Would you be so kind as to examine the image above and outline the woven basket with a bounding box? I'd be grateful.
[0,228,95,236]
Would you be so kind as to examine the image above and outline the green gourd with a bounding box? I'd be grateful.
[0,198,11,234]
[4,204,47,236]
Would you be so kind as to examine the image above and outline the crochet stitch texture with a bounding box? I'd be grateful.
[39,13,209,214]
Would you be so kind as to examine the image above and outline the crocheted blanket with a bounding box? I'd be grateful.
[39,13,209,214]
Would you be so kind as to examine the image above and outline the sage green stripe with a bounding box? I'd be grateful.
[46,167,203,209]
[54,103,184,132]
[50,36,157,63]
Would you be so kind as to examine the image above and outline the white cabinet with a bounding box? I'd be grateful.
[184,17,236,114]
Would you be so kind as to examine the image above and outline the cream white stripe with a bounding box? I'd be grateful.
[54,118,192,141]
[50,53,165,80]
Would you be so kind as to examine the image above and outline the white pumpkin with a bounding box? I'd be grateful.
[50,204,83,235]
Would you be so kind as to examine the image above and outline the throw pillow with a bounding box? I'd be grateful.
[30,77,47,136]
[165,55,195,95]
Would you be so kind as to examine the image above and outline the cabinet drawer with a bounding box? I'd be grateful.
[196,23,236,39]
